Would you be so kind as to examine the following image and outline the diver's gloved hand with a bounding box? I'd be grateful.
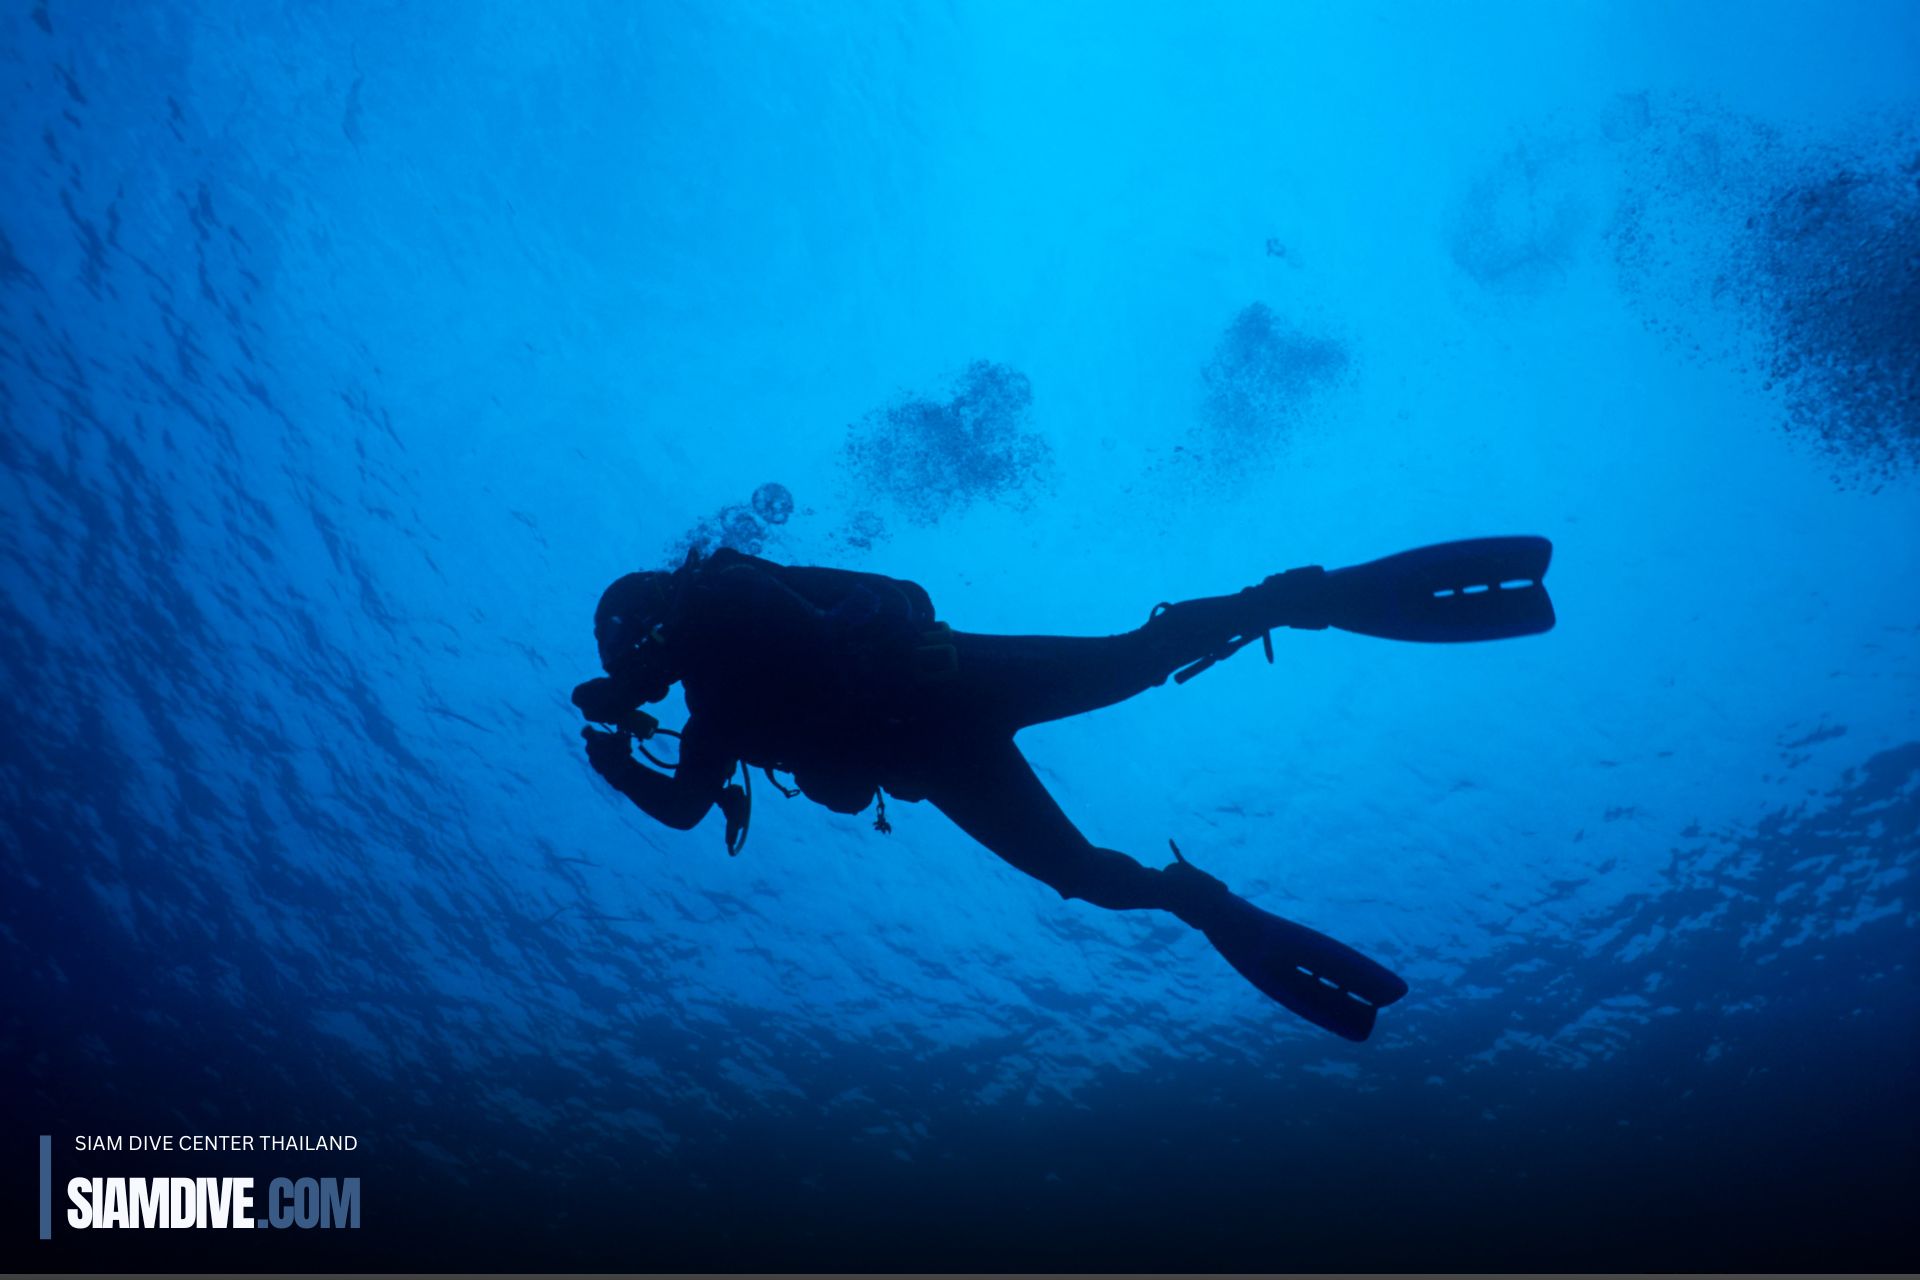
[572,676,625,722]
[581,726,637,783]
[718,783,749,855]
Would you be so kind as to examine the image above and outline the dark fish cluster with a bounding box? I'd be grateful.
[843,359,1050,524]
[1605,98,1919,481]
[1741,159,1920,479]
[669,480,796,560]
[1197,302,1348,456]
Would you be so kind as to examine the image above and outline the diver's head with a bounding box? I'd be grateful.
[594,570,678,702]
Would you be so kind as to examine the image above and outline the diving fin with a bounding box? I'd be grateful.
[1172,535,1555,685]
[1165,848,1408,1041]
[1196,897,1409,1041]
[1316,535,1555,644]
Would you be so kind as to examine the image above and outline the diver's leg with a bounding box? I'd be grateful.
[921,736,1410,1039]
[949,572,1314,732]
[921,735,1199,912]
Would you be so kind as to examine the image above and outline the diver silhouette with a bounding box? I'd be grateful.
[574,537,1555,1041]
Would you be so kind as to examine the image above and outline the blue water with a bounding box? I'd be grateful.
[4,1,1917,1269]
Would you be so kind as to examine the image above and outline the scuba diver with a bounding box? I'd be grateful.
[573,536,1555,1041]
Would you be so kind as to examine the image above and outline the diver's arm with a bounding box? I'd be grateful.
[583,718,735,832]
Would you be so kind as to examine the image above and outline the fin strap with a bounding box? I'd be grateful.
[1173,631,1265,684]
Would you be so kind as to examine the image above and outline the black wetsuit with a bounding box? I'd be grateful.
[586,535,1555,1039]
[597,547,1272,915]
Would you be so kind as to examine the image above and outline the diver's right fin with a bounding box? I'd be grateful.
[1319,535,1555,643]
[1195,897,1409,1042]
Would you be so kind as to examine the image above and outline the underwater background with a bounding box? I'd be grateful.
[3,0,1917,1269]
